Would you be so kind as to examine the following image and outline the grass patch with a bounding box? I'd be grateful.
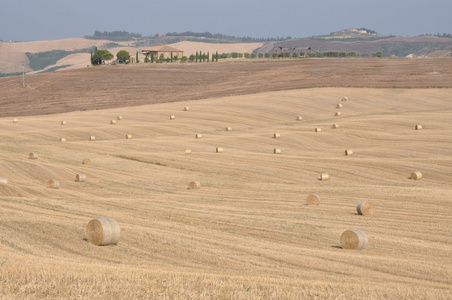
[116,155,167,167]
[39,65,72,74]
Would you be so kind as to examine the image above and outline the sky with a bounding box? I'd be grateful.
[1,0,451,42]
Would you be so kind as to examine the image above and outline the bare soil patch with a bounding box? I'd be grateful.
[1,58,451,118]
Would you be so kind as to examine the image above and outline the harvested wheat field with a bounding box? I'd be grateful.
[1,66,452,298]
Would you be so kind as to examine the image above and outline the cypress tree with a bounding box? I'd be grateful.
[207,51,209,62]
[151,53,154,63]
[196,51,198,63]
[215,51,218,62]
[171,52,173,63]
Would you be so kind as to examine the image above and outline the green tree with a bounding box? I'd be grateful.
[258,53,264,58]
[92,49,113,65]
[189,54,195,62]
[136,51,139,63]
[116,50,130,63]
[264,52,270,58]
[144,55,150,63]
[171,52,173,63]
[195,51,198,63]
[180,56,188,63]
[158,53,165,63]
[251,53,256,58]
[151,53,154,63]
[207,51,209,62]
[216,51,218,62]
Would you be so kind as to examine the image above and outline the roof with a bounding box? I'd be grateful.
[143,44,183,52]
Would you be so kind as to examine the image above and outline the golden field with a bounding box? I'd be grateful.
[0,86,451,299]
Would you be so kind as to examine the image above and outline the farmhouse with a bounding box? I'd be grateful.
[142,45,184,59]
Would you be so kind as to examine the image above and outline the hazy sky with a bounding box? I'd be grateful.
[1,0,451,41]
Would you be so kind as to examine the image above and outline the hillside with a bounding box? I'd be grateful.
[2,29,452,77]
[1,87,451,299]
[1,58,452,118]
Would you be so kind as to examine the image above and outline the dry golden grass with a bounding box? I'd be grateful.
[0,88,451,299]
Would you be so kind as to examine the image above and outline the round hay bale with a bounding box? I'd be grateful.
[336,104,343,108]
[320,172,329,180]
[75,173,86,182]
[170,115,175,120]
[117,116,123,120]
[411,171,422,180]
[110,120,116,124]
[225,126,232,131]
[296,116,303,121]
[60,138,66,142]
[89,136,96,141]
[415,125,422,130]
[183,107,189,111]
[185,149,192,155]
[189,181,201,190]
[342,96,348,102]
[273,148,281,154]
[332,124,339,129]
[61,121,67,125]
[86,218,120,246]
[357,201,375,216]
[0,177,8,186]
[47,179,59,189]
[13,118,18,123]
[29,153,38,159]
[315,128,322,132]
[82,158,91,165]
[216,147,223,153]
[273,133,280,138]
[345,150,353,156]
[195,134,202,139]
[335,112,341,116]
[306,193,320,205]
[340,230,368,250]
[126,134,132,139]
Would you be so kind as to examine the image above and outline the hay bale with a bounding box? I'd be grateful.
[273,133,280,138]
[47,179,59,189]
[189,181,201,190]
[415,125,422,130]
[0,177,7,186]
[315,128,322,132]
[185,149,192,155]
[357,201,375,216]
[345,150,353,156]
[342,96,348,102]
[340,230,368,250]
[336,104,343,108]
[110,120,116,124]
[13,118,18,123]
[82,158,91,165]
[332,124,339,129]
[411,171,422,180]
[89,136,96,141]
[196,134,202,139]
[60,138,66,142]
[117,116,123,120]
[335,112,341,116]
[306,193,320,206]
[225,126,232,131]
[29,153,38,159]
[183,107,189,111]
[170,115,175,120]
[86,218,121,246]
[61,121,67,125]
[216,147,223,153]
[126,134,132,139]
[320,172,329,180]
[75,173,86,182]
[273,148,281,154]
[296,116,303,121]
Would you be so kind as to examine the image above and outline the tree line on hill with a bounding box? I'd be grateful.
[90,46,383,66]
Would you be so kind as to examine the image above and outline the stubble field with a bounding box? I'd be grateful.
[0,59,451,299]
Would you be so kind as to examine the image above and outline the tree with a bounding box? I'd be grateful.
[258,53,264,58]
[180,56,188,63]
[117,50,130,63]
[244,53,250,58]
[151,53,154,63]
[207,51,209,62]
[195,51,198,63]
[92,49,113,65]
[136,51,140,63]
[158,53,165,63]
[144,55,150,63]
[251,53,256,58]
[189,54,195,62]
[215,51,218,62]
[264,52,270,58]
[171,52,173,63]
